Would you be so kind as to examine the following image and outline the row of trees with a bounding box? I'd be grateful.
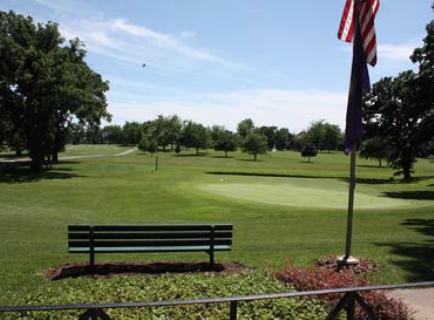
[0,11,110,172]
[63,116,344,161]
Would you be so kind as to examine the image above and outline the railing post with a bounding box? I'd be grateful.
[326,293,352,320]
[209,225,215,267]
[229,301,238,320]
[89,226,95,269]
[78,308,111,320]
[345,293,356,320]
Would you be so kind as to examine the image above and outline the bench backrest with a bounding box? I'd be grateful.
[68,224,233,249]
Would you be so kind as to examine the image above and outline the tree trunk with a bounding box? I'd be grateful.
[30,153,44,173]
[196,147,199,156]
[52,152,58,163]
[225,150,228,158]
[403,166,411,180]
[254,154,257,161]
[308,156,311,163]
[15,148,22,157]
[379,158,382,168]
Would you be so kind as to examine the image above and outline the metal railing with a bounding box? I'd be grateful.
[1,281,433,319]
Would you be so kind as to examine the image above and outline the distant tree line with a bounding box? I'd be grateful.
[61,117,344,161]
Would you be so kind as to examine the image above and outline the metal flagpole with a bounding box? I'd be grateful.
[343,149,358,264]
[338,0,370,266]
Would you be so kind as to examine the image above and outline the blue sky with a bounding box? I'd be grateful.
[2,0,432,132]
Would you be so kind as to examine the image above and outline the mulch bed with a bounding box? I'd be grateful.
[46,261,246,280]
[316,256,380,274]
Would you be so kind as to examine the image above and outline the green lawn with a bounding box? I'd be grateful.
[0,146,433,304]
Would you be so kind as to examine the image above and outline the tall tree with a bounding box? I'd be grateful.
[237,118,254,140]
[258,126,277,150]
[213,129,238,157]
[181,121,209,156]
[363,11,433,179]
[363,71,430,179]
[274,128,290,151]
[0,11,110,171]
[122,122,142,145]
[102,125,123,144]
[360,137,388,167]
[243,131,268,161]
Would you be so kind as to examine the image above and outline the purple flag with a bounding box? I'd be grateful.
[343,17,371,155]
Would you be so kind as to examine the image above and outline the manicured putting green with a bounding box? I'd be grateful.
[198,177,412,209]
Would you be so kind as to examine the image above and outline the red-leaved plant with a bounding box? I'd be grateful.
[274,262,413,320]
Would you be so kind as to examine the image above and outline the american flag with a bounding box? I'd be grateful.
[338,0,380,66]
[340,0,379,154]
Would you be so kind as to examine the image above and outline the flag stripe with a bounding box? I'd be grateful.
[338,0,354,42]
[338,0,379,66]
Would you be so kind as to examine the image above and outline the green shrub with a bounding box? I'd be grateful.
[3,271,327,319]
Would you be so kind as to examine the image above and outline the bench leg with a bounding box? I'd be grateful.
[208,250,215,267]
[89,251,95,270]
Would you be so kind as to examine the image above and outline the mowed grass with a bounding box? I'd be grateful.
[0,146,433,303]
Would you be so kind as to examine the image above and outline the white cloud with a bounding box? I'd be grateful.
[108,89,347,132]
[32,0,247,72]
[378,43,417,61]
[56,17,249,75]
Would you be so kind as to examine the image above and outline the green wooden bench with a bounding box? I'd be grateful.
[68,224,233,267]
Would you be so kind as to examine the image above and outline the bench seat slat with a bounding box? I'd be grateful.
[68,231,232,240]
[69,245,231,253]
[69,225,232,232]
[69,239,232,247]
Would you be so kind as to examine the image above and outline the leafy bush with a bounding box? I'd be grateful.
[3,271,327,320]
[274,263,413,320]
[301,145,318,163]
[138,137,158,153]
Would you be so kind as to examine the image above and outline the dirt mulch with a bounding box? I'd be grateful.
[316,256,380,275]
[46,261,246,281]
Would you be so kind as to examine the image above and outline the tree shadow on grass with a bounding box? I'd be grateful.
[376,219,434,282]
[0,153,29,160]
[212,155,234,159]
[0,162,84,184]
[173,153,208,157]
[357,164,389,169]
[382,191,434,200]
[236,159,264,162]
[206,171,434,185]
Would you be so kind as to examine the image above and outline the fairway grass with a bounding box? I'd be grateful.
[0,146,433,303]
[197,177,422,209]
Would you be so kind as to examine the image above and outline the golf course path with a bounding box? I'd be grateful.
[115,147,138,156]
[0,147,138,163]
[387,288,434,320]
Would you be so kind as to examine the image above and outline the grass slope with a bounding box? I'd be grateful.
[0,146,433,302]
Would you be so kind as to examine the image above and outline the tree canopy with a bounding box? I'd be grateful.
[243,131,268,161]
[363,15,434,179]
[0,11,110,171]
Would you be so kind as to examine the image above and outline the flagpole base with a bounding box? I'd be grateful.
[337,255,359,266]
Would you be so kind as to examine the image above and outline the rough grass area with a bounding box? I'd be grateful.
[0,145,433,303]
[2,271,327,320]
